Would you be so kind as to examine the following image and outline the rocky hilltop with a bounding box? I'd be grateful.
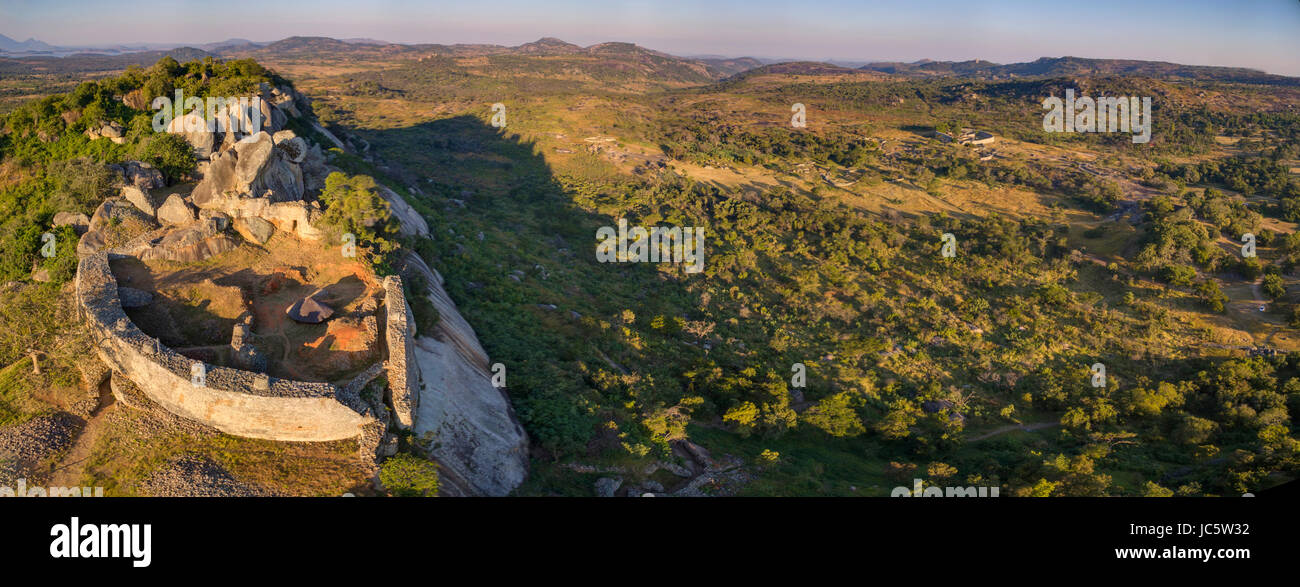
[72,80,528,496]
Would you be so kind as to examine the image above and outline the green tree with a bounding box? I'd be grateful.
[318,172,400,268]
[1263,273,1286,300]
[801,392,865,437]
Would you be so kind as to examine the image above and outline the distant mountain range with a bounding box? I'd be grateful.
[0,33,55,53]
[859,56,1296,85]
[2,34,1294,85]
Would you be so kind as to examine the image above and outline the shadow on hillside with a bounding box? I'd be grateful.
[347,115,708,457]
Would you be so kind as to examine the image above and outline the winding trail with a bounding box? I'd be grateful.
[48,377,116,488]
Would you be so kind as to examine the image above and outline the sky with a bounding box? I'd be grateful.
[2,0,1298,75]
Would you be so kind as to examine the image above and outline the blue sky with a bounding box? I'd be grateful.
[2,0,1298,75]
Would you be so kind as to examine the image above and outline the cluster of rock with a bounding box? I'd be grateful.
[76,127,330,263]
[78,84,334,263]
[138,455,276,497]
[83,121,126,144]
[187,129,329,242]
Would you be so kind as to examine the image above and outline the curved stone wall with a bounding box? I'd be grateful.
[76,252,375,442]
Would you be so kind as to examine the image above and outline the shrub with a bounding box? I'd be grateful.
[135,132,195,183]
[1158,264,1196,286]
[1263,273,1286,300]
[379,453,440,497]
[404,272,441,337]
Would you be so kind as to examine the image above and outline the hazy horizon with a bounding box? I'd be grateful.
[2,0,1298,76]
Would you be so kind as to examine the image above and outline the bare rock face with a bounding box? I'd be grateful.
[233,216,275,244]
[300,142,330,193]
[199,209,231,233]
[191,149,239,207]
[166,112,214,159]
[109,161,166,190]
[156,194,196,225]
[53,211,91,235]
[377,185,429,237]
[412,335,529,497]
[121,185,162,217]
[138,227,238,263]
[273,131,307,163]
[259,152,305,202]
[404,253,490,371]
[89,199,154,233]
[404,251,528,496]
[76,229,107,257]
[233,132,276,193]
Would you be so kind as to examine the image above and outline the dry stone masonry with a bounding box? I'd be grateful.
[77,252,374,441]
[383,275,419,429]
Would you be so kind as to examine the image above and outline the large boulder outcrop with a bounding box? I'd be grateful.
[195,132,305,203]
[109,161,166,190]
[156,195,196,225]
[89,199,154,233]
[233,132,276,192]
[53,212,91,235]
[191,149,238,206]
[194,193,324,241]
[121,185,162,217]
[378,185,429,238]
[138,226,238,263]
[166,112,215,159]
[412,334,529,497]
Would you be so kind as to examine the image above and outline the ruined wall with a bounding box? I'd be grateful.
[382,275,419,429]
[76,252,374,442]
[192,191,326,241]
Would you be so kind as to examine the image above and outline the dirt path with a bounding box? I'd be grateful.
[968,421,1059,442]
[48,377,116,488]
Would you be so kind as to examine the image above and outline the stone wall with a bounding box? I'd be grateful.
[76,252,374,442]
[382,275,419,429]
